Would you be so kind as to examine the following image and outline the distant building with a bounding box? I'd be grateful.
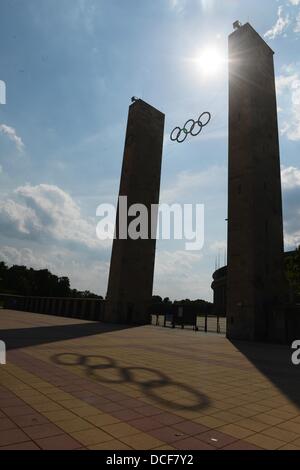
[212,251,297,318]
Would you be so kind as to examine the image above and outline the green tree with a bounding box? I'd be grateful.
[285,247,300,298]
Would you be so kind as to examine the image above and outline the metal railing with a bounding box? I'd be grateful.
[151,313,227,335]
[0,293,105,322]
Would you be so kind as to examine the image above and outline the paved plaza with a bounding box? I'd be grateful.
[0,309,300,450]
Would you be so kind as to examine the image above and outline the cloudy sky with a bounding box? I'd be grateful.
[0,0,300,301]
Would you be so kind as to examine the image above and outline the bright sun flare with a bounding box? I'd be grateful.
[197,47,225,77]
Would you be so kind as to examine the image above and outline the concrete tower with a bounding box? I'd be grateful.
[105,99,165,325]
[227,23,286,341]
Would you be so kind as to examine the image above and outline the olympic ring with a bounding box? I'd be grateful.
[52,353,209,411]
[170,111,211,143]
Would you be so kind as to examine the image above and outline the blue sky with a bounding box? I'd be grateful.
[0,0,300,301]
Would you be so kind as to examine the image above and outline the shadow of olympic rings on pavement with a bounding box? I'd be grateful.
[52,353,210,412]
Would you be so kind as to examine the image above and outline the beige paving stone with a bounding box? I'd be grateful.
[56,418,93,433]
[22,396,53,406]
[236,418,270,432]
[231,407,258,418]
[290,416,300,424]
[154,445,176,450]
[58,398,87,409]
[267,409,299,420]
[262,426,300,443]
[101,422,141,439]
[245,433,286,450]
[89,440,132,450]
[46,391,73,401]
[254,413,285,426]
[290,436,300,448]
[120,432,164,450]
[218,424,256,439]
[86,414,120,427]
[175,410,206,420]
[194,416,226,429]
[244,404,271,413]
[42,409,78,423]
[279,443,300,450]
[71,405,100,418]
[71,428,112,446]
[277,421,300,434]
[200,407,224,416]
[212,401,236,411]
[32,402,64,413]
[211,411,242,424]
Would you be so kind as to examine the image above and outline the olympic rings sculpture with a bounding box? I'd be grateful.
[170,111,211,143]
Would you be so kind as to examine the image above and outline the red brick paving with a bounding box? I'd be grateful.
[11,413,50,428]
[223,441,263,450]
[0,418,16,431]
[148,426,188,444]
[22,423,63,440]
[0,441,40,450]
[0,428,29,447]
[129,417,166,432]
[174,437,216,450]
[173,421,210,436]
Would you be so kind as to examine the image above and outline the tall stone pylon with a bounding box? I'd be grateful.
[105,99,165,325]
[227,23,287,341]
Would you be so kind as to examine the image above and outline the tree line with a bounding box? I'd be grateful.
[2,246,298,306]
[0,262,102,299]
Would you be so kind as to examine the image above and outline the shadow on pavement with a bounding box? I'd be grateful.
[52,352,211,412]
[232,340,300,409]
[1,322,135,350]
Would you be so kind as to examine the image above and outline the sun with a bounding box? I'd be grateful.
[196,47,225,77]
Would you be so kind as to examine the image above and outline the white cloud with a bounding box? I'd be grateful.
[0,183,110,252]
[68,0,97,34]
[0,184,112,296]
[295,11,300,32]
[0,124,25,152]
[0,198,40,236]
[281,166,300,249]
[200,0,215,12]
[289,0,300,6]
[169,0,215,14]
[153,250,210,300]
[281,166,300,190]
[276,73,298,95]
[0,245,58,271]
[161,166,226,204]
[276,64,300,140]
[264,6,290,40]
[168,0,187,14]
[210,240,226,252]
